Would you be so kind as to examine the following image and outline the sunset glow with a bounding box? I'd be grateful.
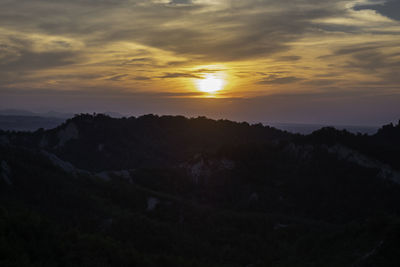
[196,74,225,94]
[0,0,399,124]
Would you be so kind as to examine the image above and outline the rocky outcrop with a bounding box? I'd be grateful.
[57,122,79,147]
[189,159,211,185]
[42,150,76,173]
[1,160,12,185]
[327,144,400,184]
[352,240,384,267]
[147,197,160,211]
[96,170,133,183]
[96,171,111,181]
[182,155,235,185]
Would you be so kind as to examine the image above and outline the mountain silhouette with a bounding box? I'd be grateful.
[1,114,400,267]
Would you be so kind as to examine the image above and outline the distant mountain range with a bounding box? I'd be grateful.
[0,109,382,135]
[0,109,124,131]
[0,109,74,118]
[0,115,66,131]
[269,122,379,135]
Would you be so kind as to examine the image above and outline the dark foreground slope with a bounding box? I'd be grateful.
[1,114,400,267]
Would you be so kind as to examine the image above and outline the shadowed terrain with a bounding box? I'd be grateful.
[1,114,400,267]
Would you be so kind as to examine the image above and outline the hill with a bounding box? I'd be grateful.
[1,114,400,266]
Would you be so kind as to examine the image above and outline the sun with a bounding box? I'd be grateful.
[196,73,225,93]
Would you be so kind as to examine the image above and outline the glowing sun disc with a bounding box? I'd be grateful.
[196,74,225,93]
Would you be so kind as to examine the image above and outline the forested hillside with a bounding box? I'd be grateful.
[1,114,400,266]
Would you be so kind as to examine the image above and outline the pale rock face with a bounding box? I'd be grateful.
[354,240,384,265]
[97,171,111,181]
[190,160,207,184]
[328,145,373,167]
[220,158,235,170]
[57,122,79,147]
[147,197,160,211]
[113,170,132,182]
[378,168,400,184]
[1,160,12,185]
[41,150,91,177]
[327,144,400,184]
[96,170,133,183]
[185,156,235,185]
[41,151,77,174]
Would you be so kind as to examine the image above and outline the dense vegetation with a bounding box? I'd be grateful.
[1,114,400,266]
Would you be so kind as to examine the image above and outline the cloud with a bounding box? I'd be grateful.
[258,76,304,85]
[159,72,202,79]
[315,41,400,86]
[0,0,399,125]
[303,79,340,86]
[0,0,384,69]
[124,58,154,63]
[0,0,341,62]
[331,44,384,56]
[133,76,151,80]
[335,46,400,73]
[354,0,400,21]
[107,74,129,81]
[0,50,78,72]
[275,56,302,62]
[169,0,192,5]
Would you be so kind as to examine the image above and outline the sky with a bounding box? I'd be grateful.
[0,0,399,125]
